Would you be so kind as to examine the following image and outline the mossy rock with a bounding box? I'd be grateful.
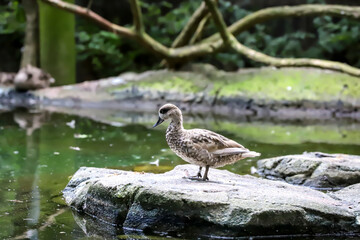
[211,68,360,103]
[32,65,360,121]
[107,66,360,107]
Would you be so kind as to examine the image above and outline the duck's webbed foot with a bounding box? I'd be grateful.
[187,166,210,181]
[187,166,204,180]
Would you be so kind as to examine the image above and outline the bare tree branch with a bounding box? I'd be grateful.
[41,0,213,61]
[204,0,231,46]
[41,0,360,76]
[230,36,360,76]
[86,0,93,12]
[204,4,360,43]
[129,0,144,34]
[41,0,169,57]
[189,13,210,45]
[172,2,209,48]
[42,0,136,38]
[204,0,360,76]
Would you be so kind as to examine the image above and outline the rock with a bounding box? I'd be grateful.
[257,152,360,189]
[0,72,16,85]
[63,165,359,238]
[329,183,360,229]
[0,89,39,109]
[329,183,360,213]
[14,65,54,90]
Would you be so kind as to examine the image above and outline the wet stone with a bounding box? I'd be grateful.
[257,152,360,189]
[63,165,359,237]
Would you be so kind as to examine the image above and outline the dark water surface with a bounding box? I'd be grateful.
[0,109,359,240]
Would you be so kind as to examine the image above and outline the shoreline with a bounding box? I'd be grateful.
[1,65,359,121]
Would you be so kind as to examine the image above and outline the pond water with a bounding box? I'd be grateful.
[0,109,360,240]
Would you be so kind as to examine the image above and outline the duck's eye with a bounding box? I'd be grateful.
[160,108,169,114]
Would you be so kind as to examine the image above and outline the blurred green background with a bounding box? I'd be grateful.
[1,0,359,82]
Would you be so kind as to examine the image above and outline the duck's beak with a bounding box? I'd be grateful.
[152,117,164,128]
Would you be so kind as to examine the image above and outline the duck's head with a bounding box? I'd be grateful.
[152,103,181,128]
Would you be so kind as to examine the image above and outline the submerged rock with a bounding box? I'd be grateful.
[257,152,360,189]
[63,165,359,238]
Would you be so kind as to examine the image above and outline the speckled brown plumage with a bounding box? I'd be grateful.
[153,103,261,180]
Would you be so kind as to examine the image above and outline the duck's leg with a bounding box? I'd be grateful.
[202,165,209,181]
[196,166,202,178]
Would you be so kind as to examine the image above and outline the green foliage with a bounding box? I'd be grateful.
[0,0,25,71]
[227,26,316,69]
[200,0,360,70]
[313,16,360,66]
[0,0,25,34]
[141,1,199,46]
[1,0,359,77]
[75,15,152,79]
[76,1,200,78]
[76,30,135,77]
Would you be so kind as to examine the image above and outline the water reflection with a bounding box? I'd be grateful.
[72,210,122,239]
[0,109,359,239]
[14,111,48,136]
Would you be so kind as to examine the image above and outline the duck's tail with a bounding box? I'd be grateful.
[242,151,261,158]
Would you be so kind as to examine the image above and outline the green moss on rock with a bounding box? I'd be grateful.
[34,65,360,110]
[109,71,208,94]
[106,67,360,107]
[137,76,202,93]
[211,68,360,103]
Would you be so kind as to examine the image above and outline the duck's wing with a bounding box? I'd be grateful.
[188,129,248,153]
[210,147,249,156]
[211,148,260,157]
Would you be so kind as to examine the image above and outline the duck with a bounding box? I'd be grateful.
[153,103,261,181]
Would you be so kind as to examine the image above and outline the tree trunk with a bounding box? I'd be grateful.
[21,0,39,68]
[38,0,76,85]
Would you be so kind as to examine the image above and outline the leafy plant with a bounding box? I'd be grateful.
[76,1,200,78]
[313,16,360,67]
[77,30,131,78]
[0,0,25,34]
[141,1,199,46]
[0,0,25,71]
